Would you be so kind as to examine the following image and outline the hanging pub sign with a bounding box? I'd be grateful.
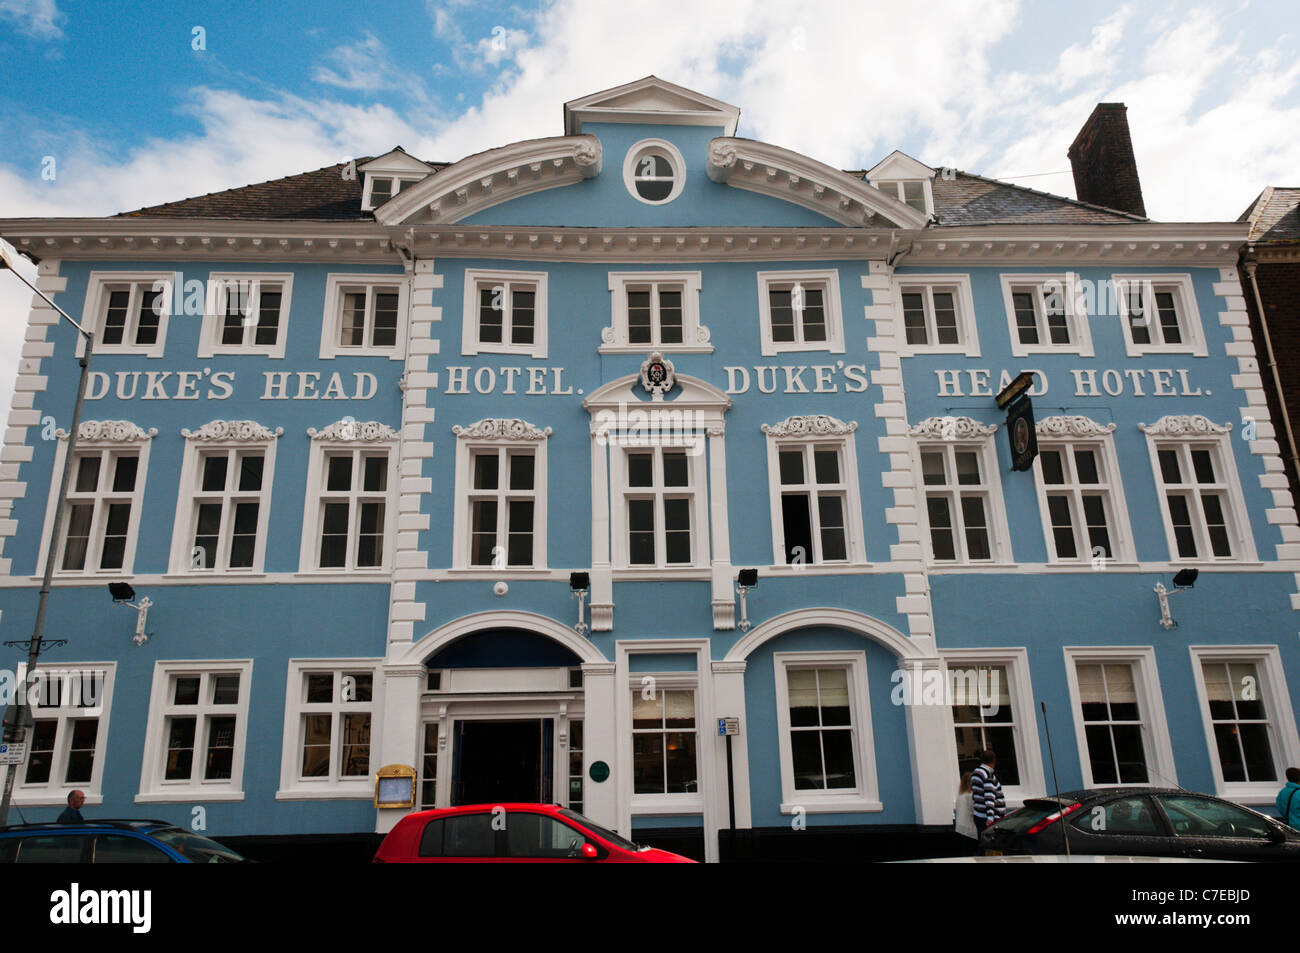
[996,372,1038,472]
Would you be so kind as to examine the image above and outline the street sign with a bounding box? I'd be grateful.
[0,743,26,765]
[717,717,739,736]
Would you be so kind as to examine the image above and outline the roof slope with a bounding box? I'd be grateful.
[114,155,1143,227]
[1239,187,1300,242]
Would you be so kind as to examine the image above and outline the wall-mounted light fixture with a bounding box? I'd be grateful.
[736,568,759,632]
[108,582,153,646]
[570,572,591,636]
[1154,568,1198,630]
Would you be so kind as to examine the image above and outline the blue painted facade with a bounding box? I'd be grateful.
[0,78,1293,861]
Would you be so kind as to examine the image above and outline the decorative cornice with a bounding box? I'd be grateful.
[1036,414,1116,438]
[307,419,399,442]
[1138,414,1232,437]
[57,420,157,443]
[452,418,552,441]
[705,137,927,229]
[909,415,997,440]
[762,414,859,437]
[375,135,602,226]
[182,420,283,442]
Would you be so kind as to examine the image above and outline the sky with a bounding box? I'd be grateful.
[0,0,1296,410]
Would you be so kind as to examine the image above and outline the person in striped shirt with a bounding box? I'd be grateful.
[970,749,1007,833]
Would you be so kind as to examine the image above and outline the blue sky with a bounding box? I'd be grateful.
[0,0,1297,406]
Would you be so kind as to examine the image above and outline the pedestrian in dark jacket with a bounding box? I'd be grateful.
[57,790,85,824]
[1276,768,1300,829]
[970,750,1007,832]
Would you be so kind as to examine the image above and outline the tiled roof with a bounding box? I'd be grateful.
[114,154,1144,227]
[1238,187,1300,242]
[929,171,1147,225]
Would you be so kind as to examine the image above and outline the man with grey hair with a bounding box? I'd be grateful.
[57,790,85,824]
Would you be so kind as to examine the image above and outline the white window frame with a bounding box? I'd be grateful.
[460,268,548,359]
[361,175,422,212]
[168,428,279,575]
[893,274,979,356]
[299,430,399,574]
[137,660,253,803]
[78,270,173,358]
[450,424,549,571]
[198,272,293,359]
[756,269,846,356]
[1188,645,1300,804]
[773,651,880,813]
[1000,273,1094,358]
[872,178,932,216]
[913,434,1013,565]
[276,659,382,800]
[1113,274,1207,357]
[7,663,116,807]
[320,273,409,360]
[764,428,867,567]
[611,442,710,570]
[37,433,152,578]
[1143,430,1256,563]
[601,272,710,353]
[939,648,1044,809]
[627,673,701,807]
[1062,646,1177,791]
[1032,430,1136,564]
[622,138,686,206]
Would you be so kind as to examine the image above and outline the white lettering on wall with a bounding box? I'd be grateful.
[722,363,869,395]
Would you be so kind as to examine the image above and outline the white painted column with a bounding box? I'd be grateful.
[579,661,618,827]
[707,427,735,630]
[588,428,613,630]
[709,660,750,861]
[900,656,960,825]
[375,664,427,833]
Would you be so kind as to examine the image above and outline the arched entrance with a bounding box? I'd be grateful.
[386,612,607,815]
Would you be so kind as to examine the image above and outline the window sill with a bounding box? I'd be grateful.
[464,343,546,359]
[780,797,883,814]
[162,572,269,581]
[445,567,552,576]
[760,343,845,356]
[292,570,391,579]
[276,786,373,801]
[612,568,711,580]
[599,344,714,355]
[630,796,704,815]
[135,790,245,804]
[1124,347,1208,358]
[9,792,105,808]
[1214,783,1284,806]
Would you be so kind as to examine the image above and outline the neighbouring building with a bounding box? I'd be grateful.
[0,77,1295,862]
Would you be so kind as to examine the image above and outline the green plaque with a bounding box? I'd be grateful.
[589,760,610,783]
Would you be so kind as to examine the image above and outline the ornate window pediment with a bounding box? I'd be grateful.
[307,419,399,442]
[763,415,858,437]
[1036,415,1116,438]
[56,420,157,442]
[908,416,996,440]
[453,418,551,441]
[1138,414,1232,436]
[182,420,283,442]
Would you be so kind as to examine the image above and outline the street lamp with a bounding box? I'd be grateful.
[1155,568,1198,630]
[736,568,759,632]
[0,240,96,826]
[108,582,153,646]
[570,572,590,636]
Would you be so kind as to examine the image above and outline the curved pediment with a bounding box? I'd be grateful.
[374,135,601,226]
[583,371,732,412]
[707,137,929,228]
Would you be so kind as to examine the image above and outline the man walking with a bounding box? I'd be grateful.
[57,790,85,824]
[1277,768,1300,829]
[970,750,1007,841]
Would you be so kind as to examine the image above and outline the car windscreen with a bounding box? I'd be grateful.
[559,809,640,851]
[992,803,1062,833]
[150,828,246,862]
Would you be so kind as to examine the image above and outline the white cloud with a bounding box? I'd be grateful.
[0,0,64,39]
[1056,5,1132,90]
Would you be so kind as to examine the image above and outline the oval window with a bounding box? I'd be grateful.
[624,140,685,206]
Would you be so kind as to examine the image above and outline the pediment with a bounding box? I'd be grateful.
[360,148,436,176]
[866,150,935,182]
[565,75,740,136]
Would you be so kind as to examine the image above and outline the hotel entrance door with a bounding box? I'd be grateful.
[451,719,554,805]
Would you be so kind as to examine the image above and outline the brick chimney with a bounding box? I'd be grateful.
[1067,103,1147,218]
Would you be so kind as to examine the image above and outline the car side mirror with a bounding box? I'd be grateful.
[1268,826,1286,844]
[580,842,599,860]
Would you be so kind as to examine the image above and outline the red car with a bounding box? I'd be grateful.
[374,803,695,863]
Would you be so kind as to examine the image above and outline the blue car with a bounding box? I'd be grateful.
[0,820,248,863]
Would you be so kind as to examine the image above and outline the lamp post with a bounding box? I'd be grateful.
[0,242,95,826]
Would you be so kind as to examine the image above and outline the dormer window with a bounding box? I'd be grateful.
[362,176,421,212]
[875,180,927,214]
